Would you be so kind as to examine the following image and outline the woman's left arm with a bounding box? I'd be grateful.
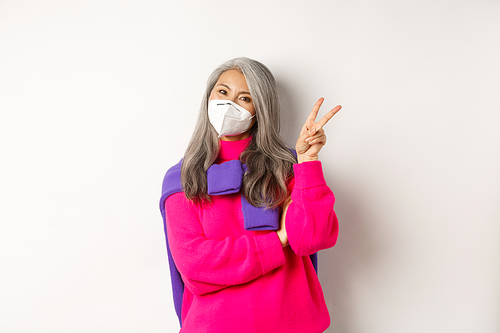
[282,98,342,255]
[284,161,339,256]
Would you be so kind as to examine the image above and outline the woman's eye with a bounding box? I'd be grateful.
[241,97,251,102]
[218,89,227,95]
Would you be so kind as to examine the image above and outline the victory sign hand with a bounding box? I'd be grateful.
[296,98,342,163]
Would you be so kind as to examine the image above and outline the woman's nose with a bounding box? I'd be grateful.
[228,96,242,107]
[228,95,238,103]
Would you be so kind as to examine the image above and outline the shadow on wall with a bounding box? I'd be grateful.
[321,172,379,333]
[277,79,377,332]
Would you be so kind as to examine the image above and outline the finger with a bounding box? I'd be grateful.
[305,120,318,135]
[308,134,326,146]
[299,124,321,143]
[304,128,325,143]
[317,105,342,129]
[306,98,325,123]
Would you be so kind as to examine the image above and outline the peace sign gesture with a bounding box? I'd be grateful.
[295,98,342,163]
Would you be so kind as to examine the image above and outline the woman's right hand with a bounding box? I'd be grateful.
[277,197,292,247]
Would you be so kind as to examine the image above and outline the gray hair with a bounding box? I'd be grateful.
[181,57,296,207]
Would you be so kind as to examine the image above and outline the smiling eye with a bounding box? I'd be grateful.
[218,89,227,95]
[240,96,251,102]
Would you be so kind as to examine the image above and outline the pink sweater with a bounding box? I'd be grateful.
[164,137,339,332]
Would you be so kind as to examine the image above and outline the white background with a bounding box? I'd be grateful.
[1,0,499,332]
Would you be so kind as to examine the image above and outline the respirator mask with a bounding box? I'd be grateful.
[208,100,256,138]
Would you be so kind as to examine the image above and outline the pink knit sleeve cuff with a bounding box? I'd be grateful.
[253,232,286,275]
[293,161,327,189]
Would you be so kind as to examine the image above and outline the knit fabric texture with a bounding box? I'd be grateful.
[161,136,339,332]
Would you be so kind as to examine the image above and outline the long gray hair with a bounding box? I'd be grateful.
[181,57,296,208]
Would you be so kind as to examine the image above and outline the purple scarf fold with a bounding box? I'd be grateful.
[206,160,280,230]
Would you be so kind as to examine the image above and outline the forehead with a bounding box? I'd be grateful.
[216,69,249,90]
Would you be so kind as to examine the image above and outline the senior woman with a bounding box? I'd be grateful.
[159,57,341,333]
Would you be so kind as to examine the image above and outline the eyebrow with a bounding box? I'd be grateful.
[217,83,251,95]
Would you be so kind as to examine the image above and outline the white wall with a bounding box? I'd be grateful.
[1,0,499,332]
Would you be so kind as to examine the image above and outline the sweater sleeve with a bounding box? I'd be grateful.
[285,161,339,256]
[164,192,286,296]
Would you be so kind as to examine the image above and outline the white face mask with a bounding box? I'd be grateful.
[208,100,256,138]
